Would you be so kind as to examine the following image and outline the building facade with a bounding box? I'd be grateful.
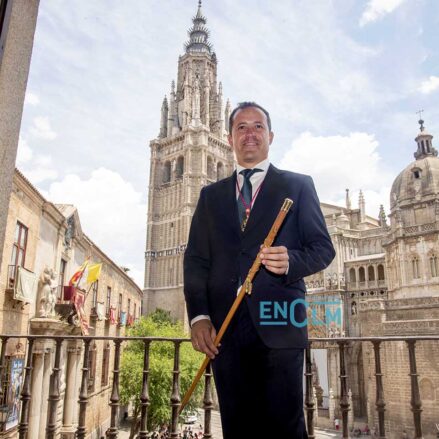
[143,1,234,325]
[0,169,143,438]
[303,120,439,438]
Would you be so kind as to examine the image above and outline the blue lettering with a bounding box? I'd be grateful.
[259,301,272,319]
[326,306,342,325]
[289,298,308,328]
[273,301,288,320]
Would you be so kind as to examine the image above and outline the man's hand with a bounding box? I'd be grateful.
[191,319,219,359]
[260,245,289,275]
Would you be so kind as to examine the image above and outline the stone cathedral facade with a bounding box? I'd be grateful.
[306,120,439,438]
[143,1,234,326]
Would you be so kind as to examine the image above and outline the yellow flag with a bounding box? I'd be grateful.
[87,263,102,284]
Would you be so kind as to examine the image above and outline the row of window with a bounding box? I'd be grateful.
[411,255,438,279]
[9,222,140,320]
[97,285,138,321]
[161,156,226,184]
[349,264,385,283]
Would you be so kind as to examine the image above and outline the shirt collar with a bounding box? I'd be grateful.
[236,158,270,175]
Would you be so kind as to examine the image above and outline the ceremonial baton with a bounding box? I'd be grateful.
[179,198,294,414]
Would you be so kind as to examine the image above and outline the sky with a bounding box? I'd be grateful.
[17,0,439,287]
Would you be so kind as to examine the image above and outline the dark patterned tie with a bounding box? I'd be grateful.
[237,168,263,228]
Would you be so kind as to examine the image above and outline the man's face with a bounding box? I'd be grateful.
[228,106,274,167]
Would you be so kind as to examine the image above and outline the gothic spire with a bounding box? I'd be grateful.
[359,190,366,222]
[379,204,387,227]
[414,117,438,160]
[345,188,351,210]
[184,0,213,55]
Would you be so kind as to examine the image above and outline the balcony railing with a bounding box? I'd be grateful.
[0,334,437,438]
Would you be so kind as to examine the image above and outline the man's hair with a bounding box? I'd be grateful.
[228,101,272,132]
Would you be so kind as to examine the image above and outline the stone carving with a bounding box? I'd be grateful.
[325,272,339,290]
[64,215,75,247]
[37,268,58,318]
[351,301,357,315]
[192,74,201,121]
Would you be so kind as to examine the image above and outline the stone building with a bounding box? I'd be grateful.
[303,119,439,438]
[0,169,143,438]
[143,0,234,325]
[0,0,40,279]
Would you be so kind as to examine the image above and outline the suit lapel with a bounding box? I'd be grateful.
[217,171,242,240]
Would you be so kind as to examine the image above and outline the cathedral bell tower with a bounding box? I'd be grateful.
[143,1,235,324]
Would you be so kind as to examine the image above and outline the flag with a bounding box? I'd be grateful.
[69,260,89,287]
[86,263,102,284]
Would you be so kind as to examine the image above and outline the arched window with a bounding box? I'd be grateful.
[359,267,365,282]
[377,264,385,280]
[163,161,171,183]
[349,268,356,283]
[207,156,214,180]
[368,265,375,281]
[176,156,184,178]
[430,255,438,278]
[411,257,420,279]
[217,162,224,181]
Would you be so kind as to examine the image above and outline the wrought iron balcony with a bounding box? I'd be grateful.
[0,334,437,438]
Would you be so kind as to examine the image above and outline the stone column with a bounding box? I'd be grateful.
[74,346,82,425]
[63,344,79,431]
[28,352,44,438]
[59,342,82,439]
[348,388,354,430]
[38,350,52,438]
[329,388,335,422]
[313,387,319,421]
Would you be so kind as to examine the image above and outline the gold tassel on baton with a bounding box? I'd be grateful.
[179,198,294,414]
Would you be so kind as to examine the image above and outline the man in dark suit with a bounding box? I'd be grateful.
[184,102,335,439]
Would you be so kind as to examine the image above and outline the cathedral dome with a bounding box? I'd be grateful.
[390,119,439,209]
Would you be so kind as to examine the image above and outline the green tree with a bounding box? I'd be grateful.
[120,310,203,438]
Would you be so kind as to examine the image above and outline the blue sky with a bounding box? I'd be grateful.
[17,0,439,286]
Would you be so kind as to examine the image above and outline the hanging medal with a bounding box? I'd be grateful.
[237,179,263,232]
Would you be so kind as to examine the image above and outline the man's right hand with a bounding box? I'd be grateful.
[191,319,219,359]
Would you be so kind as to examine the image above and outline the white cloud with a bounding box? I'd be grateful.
[16,137,33,165]
[278,132,393,217]
[25,92,40,106]
[30,116,57,140]
[24,154,58,184]
[24,168,59,184]
[16,140,58,183]
[360,0,406,26]
[418,76,439,94]
[46,168,147,287]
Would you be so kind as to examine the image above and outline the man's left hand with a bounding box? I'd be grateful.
[259,246,289,275]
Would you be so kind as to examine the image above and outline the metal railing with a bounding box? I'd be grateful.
[0,334,437,439]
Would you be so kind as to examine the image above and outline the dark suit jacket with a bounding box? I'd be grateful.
[184,164,335,349]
